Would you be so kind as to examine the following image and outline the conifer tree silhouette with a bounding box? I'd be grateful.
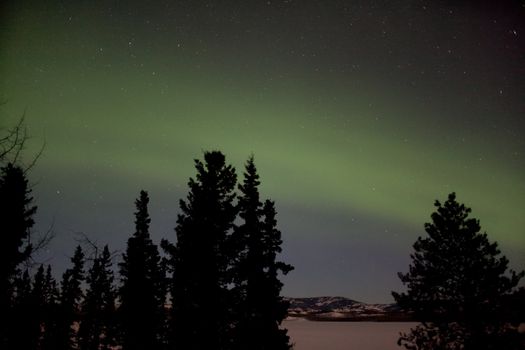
[0,163,36,346]
[25,264,60,350]
[79,245,117,350]
[232,157,293,350]
[393,193,524,350]
[41,265,60,350]
[119,191,165,350]
[57,245,85,350]
[162,151,237,350]
[31,265,47,348]
[9,269,33,350]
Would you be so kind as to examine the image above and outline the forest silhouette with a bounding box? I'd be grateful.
[0,123,293,350]
[0,121,523,350]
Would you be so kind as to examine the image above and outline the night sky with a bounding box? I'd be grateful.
[1,0,524,303]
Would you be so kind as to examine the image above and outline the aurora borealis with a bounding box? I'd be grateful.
[1,0,524,303]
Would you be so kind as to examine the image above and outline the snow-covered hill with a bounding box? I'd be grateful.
[285,296,410,321]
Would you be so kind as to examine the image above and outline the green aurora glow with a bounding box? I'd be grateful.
[1,0,524,302]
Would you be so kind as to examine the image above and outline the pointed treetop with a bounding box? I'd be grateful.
[238,156,262,223]
[72,245,84,264]
[100,245,113,264]
[134,190,151,237]
[241,155,260,190]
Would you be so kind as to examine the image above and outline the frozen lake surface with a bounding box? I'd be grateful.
[284,319,417,350]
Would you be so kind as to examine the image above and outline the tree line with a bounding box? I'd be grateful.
[1,119,523,350]
[0,130,293,350]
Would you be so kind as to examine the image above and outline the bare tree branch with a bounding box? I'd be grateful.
[1,109,45,170]
[23,219,56,269]
[24,138,46,174]
[73,231,120,262]
[0,111,27,162]
[31,220,56,255]
[74,231,100,260]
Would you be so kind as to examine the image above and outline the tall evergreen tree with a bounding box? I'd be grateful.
[26,264,59,350]
[31,265,47,349]
[162,151,237,350]
[119,190,165,350]
[79,245,117,350]
[57,245,85,350]
[0,163,36,346]
[9,269,34,350]
[41,265,61,350]
[232,157,293,349]
[393,193,524,350]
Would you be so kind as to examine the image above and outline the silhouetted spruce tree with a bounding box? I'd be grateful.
[41,265,61,350]
[27,264,60,350]
[393,193,524,350]
[162,151,237,350]
[30,265,47,349]
[0,163,36,346]
[9,269,34,350]
[79,245,117,350]
[231,157,293,350]
[57,245,85,350]
[119,191,165,350]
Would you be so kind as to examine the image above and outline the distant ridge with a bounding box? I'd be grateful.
[285,296,411,322]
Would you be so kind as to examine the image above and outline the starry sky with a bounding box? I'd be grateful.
[1,0,524,303]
